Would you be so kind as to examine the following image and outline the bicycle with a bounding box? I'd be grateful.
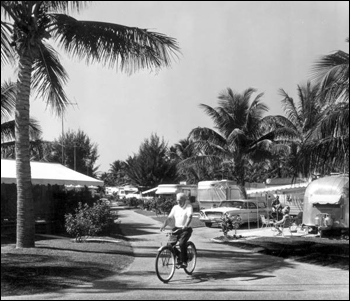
[155,229,197,283]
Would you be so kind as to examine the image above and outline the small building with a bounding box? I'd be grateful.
[1,159,103,234]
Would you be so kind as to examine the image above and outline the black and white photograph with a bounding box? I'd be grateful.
[1,1,349,300]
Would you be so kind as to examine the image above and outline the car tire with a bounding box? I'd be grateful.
[205,222,212,228]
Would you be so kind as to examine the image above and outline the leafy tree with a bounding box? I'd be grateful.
[184,88,299,199]
[125,133,177,188]
[51,129,99,177]
[1,1,180,248]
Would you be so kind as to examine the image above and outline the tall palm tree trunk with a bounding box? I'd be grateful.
[233,159,248,199]
[15,53,35,248]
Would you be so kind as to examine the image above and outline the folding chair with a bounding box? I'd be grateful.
[260,215,274,228]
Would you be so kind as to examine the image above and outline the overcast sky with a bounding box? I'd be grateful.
[3,1,349,174]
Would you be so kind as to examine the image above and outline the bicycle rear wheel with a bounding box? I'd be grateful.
[184,241,197,275]
[155,246,176,283]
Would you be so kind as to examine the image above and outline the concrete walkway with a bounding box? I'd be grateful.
[2,209,348,300]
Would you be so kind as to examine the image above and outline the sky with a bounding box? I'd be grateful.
[2,1,349,174]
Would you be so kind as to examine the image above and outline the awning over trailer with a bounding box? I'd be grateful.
[156,187,178,194]
[309,194,343,205]
[1,159,103,186]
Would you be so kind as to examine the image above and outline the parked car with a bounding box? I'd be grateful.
[199,199,270,227]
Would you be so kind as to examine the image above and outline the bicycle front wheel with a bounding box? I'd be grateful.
[155,246,176,283]
[184,241,197,275]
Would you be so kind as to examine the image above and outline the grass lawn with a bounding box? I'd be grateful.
[1,225,133,297]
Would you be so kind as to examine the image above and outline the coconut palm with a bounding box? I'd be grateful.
[169,138,218,183]
[278,81,323,176]
[311,38,349,104]
[301,39,350,175]
[1,1,180,248]
[299,101,349,175]
[183,88,299,199]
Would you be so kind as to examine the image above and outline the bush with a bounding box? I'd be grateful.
[52,189,99,233]
[141,197,176,215]
[65,200,117,242]
[124,197,140,207]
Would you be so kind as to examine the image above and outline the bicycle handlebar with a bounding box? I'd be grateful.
[160,229,182,236]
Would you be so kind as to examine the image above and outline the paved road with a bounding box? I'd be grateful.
[4,209,349,300]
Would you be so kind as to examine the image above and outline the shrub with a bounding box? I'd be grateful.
[65,200,117,242]
[52,189,99,233]
[124,197,139,207]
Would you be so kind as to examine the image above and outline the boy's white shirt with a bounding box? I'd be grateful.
[168,202,193,228]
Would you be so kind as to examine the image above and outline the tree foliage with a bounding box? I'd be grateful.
[50,129,99,177]
[184,88,299,198]
[124,133,177,188]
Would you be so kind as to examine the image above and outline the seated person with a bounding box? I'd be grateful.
[271,204,283,220]
[271,195,280,208]
[270,196,282,219]
[273,206,290,235]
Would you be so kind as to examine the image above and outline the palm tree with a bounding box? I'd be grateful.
[311,38,349,104]
[278,82,322,177]
[1,1,180,248]
[184,88,299,199]
[109,160,129,186]
[169,138,217,183]
[301,38,350,175]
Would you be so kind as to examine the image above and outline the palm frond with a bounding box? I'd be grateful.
[189,127,227,148]
[32,42,70,115]
[312,102,349,139]
[226,128,246,146]
[278,88,302,127]
[199,104,230,134]
[1,80,16,120]
[43,1,91,13]
[177,154,221,169]
[1,120,15,142]
[245,95,268,133]
[1,118,42,143]
[1,21,16,66]
[50,14,180,74]
[311,50,349,104]
[259,115,298,134]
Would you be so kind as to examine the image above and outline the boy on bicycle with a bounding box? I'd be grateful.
[160,192,193,268]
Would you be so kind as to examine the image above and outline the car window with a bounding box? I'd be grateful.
[258,202,266,208]
[219,201,243,208]
[248,202,257,209]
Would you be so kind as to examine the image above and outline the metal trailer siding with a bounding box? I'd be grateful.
[302,175,349,229]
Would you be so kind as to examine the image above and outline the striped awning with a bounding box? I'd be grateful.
[247,182,309,195]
